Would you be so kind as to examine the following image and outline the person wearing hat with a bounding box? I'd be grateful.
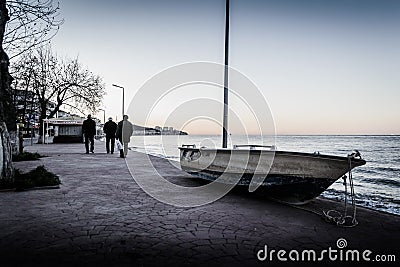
[82,114,96,154]
[103,117,118,154]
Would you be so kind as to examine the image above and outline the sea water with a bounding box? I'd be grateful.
[130,135,400,215]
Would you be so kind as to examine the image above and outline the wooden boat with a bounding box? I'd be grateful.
[179,145,366,204]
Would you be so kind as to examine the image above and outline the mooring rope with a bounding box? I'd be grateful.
[323,152,359,227]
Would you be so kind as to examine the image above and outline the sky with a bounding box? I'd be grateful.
[51,0,400,135]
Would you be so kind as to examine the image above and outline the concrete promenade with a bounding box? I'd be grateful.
[0,141,398,266]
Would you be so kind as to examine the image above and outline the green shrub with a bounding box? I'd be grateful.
[12,152,43,162]
[14,166,61,190]
[0,179,14,190]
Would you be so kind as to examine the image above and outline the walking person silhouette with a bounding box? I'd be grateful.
[82,114,96,154]
[103,117,117,154]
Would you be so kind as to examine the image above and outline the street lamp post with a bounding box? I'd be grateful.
[112,84,125,119]
[99,108,105,124]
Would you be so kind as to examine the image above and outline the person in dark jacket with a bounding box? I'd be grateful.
[103,117,117,154]
[82,114,96,154]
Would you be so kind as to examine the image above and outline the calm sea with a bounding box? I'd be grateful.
[130,135,400,215]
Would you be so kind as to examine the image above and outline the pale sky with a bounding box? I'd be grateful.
[51,0,400,135]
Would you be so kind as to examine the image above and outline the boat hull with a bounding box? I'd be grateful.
[179,147,366,204]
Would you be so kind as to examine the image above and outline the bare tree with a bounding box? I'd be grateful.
[5,0,63,59]
[0,0,62,182]
[0,0,14,183]
[11,50,38,152]
[12,45,105,143]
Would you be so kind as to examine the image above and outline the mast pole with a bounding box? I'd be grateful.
[222,0,230,148]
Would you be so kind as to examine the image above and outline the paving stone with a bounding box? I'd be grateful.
[0,142,398,267]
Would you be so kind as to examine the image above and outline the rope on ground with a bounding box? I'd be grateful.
[323,151,361,228]
[270,197,324,217]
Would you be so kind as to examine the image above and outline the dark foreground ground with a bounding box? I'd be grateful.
[0,142,398,267]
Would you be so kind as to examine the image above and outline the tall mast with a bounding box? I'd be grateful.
[222,0,230,148]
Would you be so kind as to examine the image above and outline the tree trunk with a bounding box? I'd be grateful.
[0,0,15,182]
[37,102,47,144]
[18,125,23,154]
[0,122,13,183]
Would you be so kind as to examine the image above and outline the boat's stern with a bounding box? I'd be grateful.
[179,145,201,171]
